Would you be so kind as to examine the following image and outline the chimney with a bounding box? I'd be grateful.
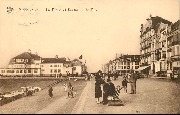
[55,55,58,59]
[28,49,31,53]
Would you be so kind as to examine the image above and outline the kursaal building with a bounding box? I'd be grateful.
[0,50,87,77]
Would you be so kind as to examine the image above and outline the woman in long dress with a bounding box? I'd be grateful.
[95,80,102,104]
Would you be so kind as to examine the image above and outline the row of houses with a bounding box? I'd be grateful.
[0,50,87,77]
[102,54,141,76]
[103,15,180,78]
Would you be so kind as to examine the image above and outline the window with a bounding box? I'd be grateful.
[135,66,139,69]
[54,65,57,67]
[50,65,52,67]
[58,69,61,73]
[28,69,31,73]
[20,70,23,73]
[124,66,126,69]
[50,69,53,73]
[135,62,139,65]
[24,70,27,73]
[175,45,180,55]
[16,70,19,73]
[34,69,38,73]
[41,65,43,67]
[54,69,57,73]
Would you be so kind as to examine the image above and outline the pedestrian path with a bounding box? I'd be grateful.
[71,81,91,114]
[36,96,69,114]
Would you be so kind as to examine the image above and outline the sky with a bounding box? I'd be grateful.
[0,0,179,72]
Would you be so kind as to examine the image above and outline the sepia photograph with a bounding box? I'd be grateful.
[0,0,179,114]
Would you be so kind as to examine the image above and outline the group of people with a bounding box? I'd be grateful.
[48,81,75,99]
[95,70,138,105]
[95,70,118,105]
[64,82,76,98]
[121,72,137,94]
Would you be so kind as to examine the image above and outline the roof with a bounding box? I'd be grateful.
[41,57,67,63]
[72,59,82,66]
[141,16,172,35]
[151,16,172,28]
[12,52,41,59]
[171,20,180,31]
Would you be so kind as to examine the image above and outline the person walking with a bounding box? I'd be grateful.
[64,82,68,92]
[48,87,53,98]
[67,82,74,98]
[122,76,128,94]
[129,71,137,94]
[95,80,102,104]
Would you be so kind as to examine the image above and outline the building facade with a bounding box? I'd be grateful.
[0,51,41,77]
[167,20,180,78]
[0,51,87,77]
[140,15,172,76]
[103,54,140,76]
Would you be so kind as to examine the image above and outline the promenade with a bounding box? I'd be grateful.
[71,77,180,114]
[0,77,179,114]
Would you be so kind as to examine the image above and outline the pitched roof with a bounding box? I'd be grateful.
[41,57,67,63]
[171,20,180,31]
[151,16,172,33]
[72,59,82,66]
[12,52,41,59]
[151,16,172,28]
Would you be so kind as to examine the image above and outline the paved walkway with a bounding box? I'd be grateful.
[2,77,179,114]
[70,77,180,114]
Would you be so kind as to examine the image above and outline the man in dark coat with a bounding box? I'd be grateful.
[95,80,102,103]
[48,87,53,98]
[129,72,137,94]
[103,79,110,105]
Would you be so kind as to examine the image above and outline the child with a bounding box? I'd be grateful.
[122,76,128,94]
[64,82,68,92]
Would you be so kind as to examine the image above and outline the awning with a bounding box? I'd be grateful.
[135,66,149,71]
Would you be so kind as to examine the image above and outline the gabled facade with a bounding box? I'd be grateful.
[0,51,41,76]
[140,15,172,76]
[0,51,88,77]
[103,54,140,75]
[71,59,87,76]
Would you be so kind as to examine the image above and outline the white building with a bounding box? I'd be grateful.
[0,50,41,77]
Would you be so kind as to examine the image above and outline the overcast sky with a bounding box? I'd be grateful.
[0,0,179,72]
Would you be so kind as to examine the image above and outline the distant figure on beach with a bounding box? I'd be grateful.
[48,87,53,98]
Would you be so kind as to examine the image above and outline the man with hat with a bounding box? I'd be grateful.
[129,71,137,94]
